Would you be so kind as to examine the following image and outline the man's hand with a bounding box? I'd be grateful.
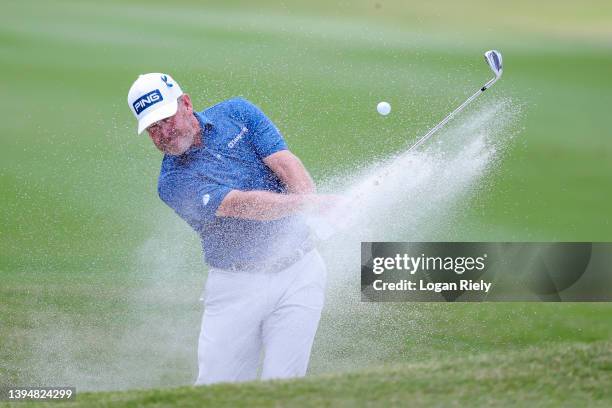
[302,194,352,240]
[302,194,349,215]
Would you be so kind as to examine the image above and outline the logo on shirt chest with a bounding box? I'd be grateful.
[227,127,248,148]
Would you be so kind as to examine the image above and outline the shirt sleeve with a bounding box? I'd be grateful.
[237,98,288,158]
[157,170,232,227]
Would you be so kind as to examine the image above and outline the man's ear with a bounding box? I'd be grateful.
[181,93,193,113]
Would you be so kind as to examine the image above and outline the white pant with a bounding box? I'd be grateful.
[195,250,327,385]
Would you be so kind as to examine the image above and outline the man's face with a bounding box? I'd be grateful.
[147,95,199,155]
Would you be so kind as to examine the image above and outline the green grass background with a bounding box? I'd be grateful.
[1,0,611,405]
[5,341,612,407]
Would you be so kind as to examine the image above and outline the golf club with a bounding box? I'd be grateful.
[308,50,504,240]
[405,50,503,154]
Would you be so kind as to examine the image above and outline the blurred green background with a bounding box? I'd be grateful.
[1,0,611,394]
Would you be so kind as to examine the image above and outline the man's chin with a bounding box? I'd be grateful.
[164,148,187,156]
[163,142,193,156]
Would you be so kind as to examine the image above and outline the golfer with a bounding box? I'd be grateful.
[127,73,328,385]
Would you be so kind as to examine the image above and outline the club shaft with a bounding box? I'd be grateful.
[405,76,497,154]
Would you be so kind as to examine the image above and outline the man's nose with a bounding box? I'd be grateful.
[159,121,176,135]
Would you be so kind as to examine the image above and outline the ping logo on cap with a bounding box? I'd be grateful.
[133,89,163,115]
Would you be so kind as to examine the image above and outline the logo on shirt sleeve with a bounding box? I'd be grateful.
[202,194,210,206]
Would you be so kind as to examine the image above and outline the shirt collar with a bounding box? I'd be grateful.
[194,110,213,133]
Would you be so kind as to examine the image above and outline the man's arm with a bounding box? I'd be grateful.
[263,150,315,194]
[216,190,321,221]
[216,150,338,221]
[216,150,321,220]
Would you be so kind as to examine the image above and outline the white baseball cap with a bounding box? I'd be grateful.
[127,73,184,134]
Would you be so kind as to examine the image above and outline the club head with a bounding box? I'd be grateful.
[484,50,503,78]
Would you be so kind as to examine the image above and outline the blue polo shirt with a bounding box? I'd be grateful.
[157,97,310,269]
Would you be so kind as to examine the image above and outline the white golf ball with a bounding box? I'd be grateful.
[377,101,391,116]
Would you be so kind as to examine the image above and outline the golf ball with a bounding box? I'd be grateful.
[377,101,391,116]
